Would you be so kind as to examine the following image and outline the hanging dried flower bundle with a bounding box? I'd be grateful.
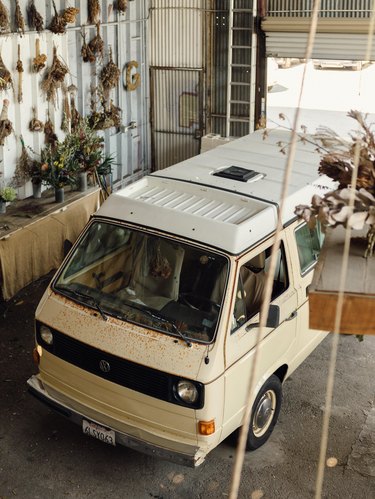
[88,0,101,25]
[0,99,13,145]
[29,107,44,132]
[90,100,122,130]
[61,85,71,132]
[33,38,47,72]
[81,29,95,63]
[88,22,104,61]
[14,0,25,35]
[41,46,69,106]
[0,0,9,34]
[100,49,120,97]
[16,45,23,103]
[49,0,67,34]
[117,0,128,14]
[13,136,33,186]
[0,54,13,91]
[44,117,58,147]
[68,84,82,132]
[27,0,44,33]
[62,7,79,24]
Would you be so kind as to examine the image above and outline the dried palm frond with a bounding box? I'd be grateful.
[32,38,47,72]
[0,99,13,145]
[27,0,44,33]
[29,107,44,132]
[294,110,375,257]
[16,45,24,103]
[100,49,120,97]
[15,0,25,35]
[41,46,69,105]
[88,22,104,61]
[13,136,33,186]
[81,29,95,63]
[0,54,13,91]
[49,0,67,34]
[62,7,79,24]
[0,0,9,33]
[88,0,101,25]
[117,0,128,14]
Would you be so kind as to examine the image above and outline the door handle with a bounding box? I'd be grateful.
[286,310,297,321]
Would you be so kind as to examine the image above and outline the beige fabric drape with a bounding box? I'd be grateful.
[0,190,100,300]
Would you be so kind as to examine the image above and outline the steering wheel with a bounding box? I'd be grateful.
[179,292,220,312]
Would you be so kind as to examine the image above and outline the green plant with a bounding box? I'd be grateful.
[40,141,79,189]
[0,185,17,202]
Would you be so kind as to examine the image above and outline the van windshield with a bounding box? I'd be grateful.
[54,221,228,343]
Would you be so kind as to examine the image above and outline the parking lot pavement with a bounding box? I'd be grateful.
[1,274,374,498]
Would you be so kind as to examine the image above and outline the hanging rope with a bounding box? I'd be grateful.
[229,1,322,498]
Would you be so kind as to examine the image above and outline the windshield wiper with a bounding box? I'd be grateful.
[56,286,108,321]
[124,301,192,348]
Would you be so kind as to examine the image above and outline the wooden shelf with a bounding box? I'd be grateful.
[309,226,375,335]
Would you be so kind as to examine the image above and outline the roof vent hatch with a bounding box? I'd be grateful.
[213,166,265,183]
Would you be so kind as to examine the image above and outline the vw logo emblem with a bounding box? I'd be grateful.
[99,360,111,373]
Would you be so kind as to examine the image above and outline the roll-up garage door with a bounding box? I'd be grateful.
[262,18,375,60]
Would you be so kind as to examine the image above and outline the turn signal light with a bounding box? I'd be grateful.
[32,347,40,366]
[198,419,215,435]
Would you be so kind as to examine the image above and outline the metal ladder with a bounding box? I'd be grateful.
[225,0,256,138]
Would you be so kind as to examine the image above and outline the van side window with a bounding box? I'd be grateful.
[232,244,289,331]
[295,222,324,274]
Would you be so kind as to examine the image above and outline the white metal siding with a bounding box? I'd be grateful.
[0,0,150,198]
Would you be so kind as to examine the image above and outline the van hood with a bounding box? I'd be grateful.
[36,290,222,383]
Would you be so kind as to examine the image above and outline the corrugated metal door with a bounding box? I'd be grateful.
[150,68,203,170]
[149,1,204,171]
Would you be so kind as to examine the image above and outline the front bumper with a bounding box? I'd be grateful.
[27,375,203,467]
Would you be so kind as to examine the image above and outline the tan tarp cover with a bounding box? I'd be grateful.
[0,190,100,300]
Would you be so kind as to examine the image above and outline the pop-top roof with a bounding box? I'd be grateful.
[96,130,333,254]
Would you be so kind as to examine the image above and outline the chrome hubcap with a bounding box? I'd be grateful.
[252,390,276,437]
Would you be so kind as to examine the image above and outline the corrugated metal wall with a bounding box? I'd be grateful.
[149,0,204,170]
[264,1,375,60]
[1,0,149,199]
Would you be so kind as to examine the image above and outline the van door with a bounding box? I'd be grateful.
[222,237,299,436]
[289,221,328,363]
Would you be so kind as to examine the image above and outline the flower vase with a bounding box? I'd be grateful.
[32,182,42,199]
[79,171,88,192]
[0,200,6,214]
[55,187,64,203]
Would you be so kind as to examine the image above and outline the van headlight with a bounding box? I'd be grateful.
[40,325,54,346]
[176,379,199,404]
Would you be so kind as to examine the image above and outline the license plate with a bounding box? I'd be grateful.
[82,419,116,446]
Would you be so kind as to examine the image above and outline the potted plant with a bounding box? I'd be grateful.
[40,141,78,202]
[0,185,17,214]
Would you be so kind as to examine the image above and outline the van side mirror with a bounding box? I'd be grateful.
[266,304,280,328]
[64,239,73,257]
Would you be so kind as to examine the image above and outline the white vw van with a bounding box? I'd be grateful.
[28,130,331,466]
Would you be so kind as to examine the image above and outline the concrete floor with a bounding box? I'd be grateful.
[0,273,374,499]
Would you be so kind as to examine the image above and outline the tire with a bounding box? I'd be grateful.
[246,374,282,451]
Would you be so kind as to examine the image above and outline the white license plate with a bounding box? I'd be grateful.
[82,419,116,446]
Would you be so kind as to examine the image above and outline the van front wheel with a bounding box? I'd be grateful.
[246,375,282,450]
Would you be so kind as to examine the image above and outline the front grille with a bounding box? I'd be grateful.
[36,323,204,409]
